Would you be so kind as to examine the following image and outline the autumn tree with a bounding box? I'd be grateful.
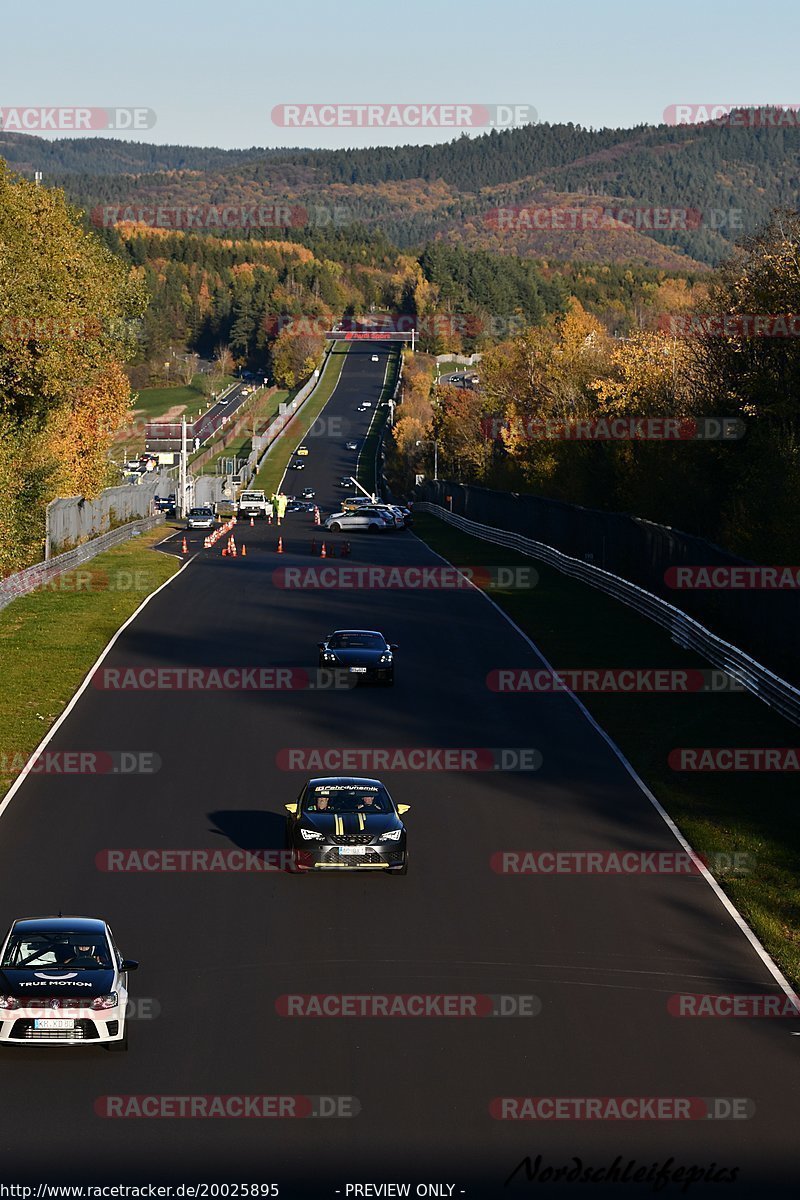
[0,161,146,572]
[270,328,324,389]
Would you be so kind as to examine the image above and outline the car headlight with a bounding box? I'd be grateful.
[300,828,324,841]
[91,993,118,1010]
[380,829,403,841]
[378,653,392,663]
[0,995,20,1010]
[322,652,337,663]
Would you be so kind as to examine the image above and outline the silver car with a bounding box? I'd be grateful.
[324,509,392,533]
[186,507,216,530]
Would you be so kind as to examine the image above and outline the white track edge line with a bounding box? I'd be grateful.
[0,553,196,822]
[414,530,800,1015]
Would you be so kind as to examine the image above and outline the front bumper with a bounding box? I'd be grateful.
[0,1006,126,1046]
[292,844,406,871]
[319,662,393,683]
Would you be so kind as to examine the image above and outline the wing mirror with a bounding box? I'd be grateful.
[397,804,411,815]
[121,959,139,971]
[285,803,298,814]
[389,644,399,651]
[317,642,326,649]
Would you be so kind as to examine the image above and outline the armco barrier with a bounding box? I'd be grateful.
[0,516,164,615]
[415,502,800,728]
[244,347,336,487]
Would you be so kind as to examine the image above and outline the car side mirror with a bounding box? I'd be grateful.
[285,803,298,814]
[121,959,139,971]
[390,644,399,651]
[397,804,411,815]
[317,643,325,649]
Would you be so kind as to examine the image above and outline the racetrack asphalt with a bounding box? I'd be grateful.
[1,344,798,1197]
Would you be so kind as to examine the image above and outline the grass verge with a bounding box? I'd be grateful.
[357,351,399,495]
[252,345,349,496]
[0,527,180,799]
[414,511,800,990]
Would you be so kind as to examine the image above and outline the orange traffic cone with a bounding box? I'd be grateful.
[181,536,188,554]
[320,542,326,558]
[314,507,320,526]
[241,544,247,557]
[231,543,237,557]
[250,516,254,528]
[222,547,227,556]
[277,536,284,554]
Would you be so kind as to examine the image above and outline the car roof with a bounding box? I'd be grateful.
[12,917,107,934]
[307,776,386,788]
[329,629,385,637]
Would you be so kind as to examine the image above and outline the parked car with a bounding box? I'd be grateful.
[324,509,392,533]
[236,490,270,520]
[186,507,216,530]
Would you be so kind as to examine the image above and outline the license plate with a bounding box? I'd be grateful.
[339,846,364,856]
[349,667,367,673]
[34,1018,75,1030]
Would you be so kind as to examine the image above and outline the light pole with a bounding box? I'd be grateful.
[415,439,438,481]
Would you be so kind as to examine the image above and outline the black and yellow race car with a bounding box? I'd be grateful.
[285,777,409,874]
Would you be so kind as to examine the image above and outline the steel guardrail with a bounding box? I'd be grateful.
[415,502,800,727]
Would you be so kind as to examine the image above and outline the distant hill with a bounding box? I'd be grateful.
[3,115,800,266]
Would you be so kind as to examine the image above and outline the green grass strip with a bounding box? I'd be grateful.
[414,510,800,989]
[0,527,180,799]
[252,344,349,496]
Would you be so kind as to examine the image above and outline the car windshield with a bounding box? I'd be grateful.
[303,784,392,814]
[2,932,112,970]
[328,632,386,650]
[189,508,211,516]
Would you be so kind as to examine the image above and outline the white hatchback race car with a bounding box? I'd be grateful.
[0,916,138,1051]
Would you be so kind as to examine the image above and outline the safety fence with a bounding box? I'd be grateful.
[46,471,175,558]
[415,501,800,729]
[417,480,799,686]
[0,516,164,615]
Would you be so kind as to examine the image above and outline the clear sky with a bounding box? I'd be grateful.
[3,0,797,149]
